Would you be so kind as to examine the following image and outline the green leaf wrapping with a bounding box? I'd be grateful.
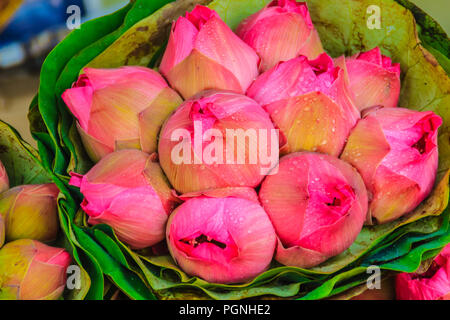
[32,0,450,299]
[0,120,51,186]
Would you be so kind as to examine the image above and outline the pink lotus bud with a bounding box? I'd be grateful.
[341,107,442,224]
[237,0,324,72]
[346,47,401,112]
[0,239,71,300]
[166,188,276,284]
[159,5,260,99]
[0,184,59,243]
[259,152,368,268]
[0,160,9,193]
[247,53,360,156]
[69,150,178,249]
[396,244,450,300]
[62,67,183,162]
[158,90,279,194]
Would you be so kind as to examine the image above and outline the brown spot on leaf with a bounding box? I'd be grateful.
[127,42,151,62]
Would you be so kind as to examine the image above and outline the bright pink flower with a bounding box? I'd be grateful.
[158,90,278,194]
[69,150,178,249]
[0,239,71,300]
[396,244,450,300]
[166,188,276,284]
[0,160,8,193]
[62,66,182,162]
[259,152,368,268]
[346,47,401,111]
[247,53,359,156]
[237,0,324,72]
[160,5,260,99]
[341,107,442,224]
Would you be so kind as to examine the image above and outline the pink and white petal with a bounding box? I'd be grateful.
[372,108,442,134]
[267,92,351,156]
[356,47,383,65]
[79,182,128,217]
[242,12,311,72]
[142,157,179,214]
[85,149,149,188]
[275,238,328,269]
[139,87,183,154]
[89,186,168,249]
[77,122,113,162]
[247,57,311,105]
[380,137,438,192]
[195,16,259,92]
[341,116,391,189]
[297,28,325,60]
[180,187,259,203]
[82,67,167,93]
[370,165,421,224]
[114,139,141,151]
[346,60,400,110]
[330,58,360,125]
[165,49,243,99]
[259,154,310,245]
[294,154,367,249]
[62,85,94,131]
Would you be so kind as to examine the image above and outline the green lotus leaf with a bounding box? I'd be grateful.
[0,120,51,186]
[85,0,212,69]
[395,0,450,73]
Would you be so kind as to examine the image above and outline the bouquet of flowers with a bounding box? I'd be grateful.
[1,0,449,300]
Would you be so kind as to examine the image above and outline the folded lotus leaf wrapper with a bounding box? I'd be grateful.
[26,0,450,299]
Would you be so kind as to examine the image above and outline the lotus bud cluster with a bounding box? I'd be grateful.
[61,2,444,286]
[70,150,178,249]
[0,239,71,300]
[341,107,442,224]
[237,0,324,72]
[62,66,183,162]
[0,184,59,243]
[259,153,368,268]
[166,188,276,283]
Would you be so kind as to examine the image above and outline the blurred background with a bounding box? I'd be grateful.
[0,0,448,147]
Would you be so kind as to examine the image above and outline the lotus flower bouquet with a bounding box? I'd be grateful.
[14,0,449,300]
